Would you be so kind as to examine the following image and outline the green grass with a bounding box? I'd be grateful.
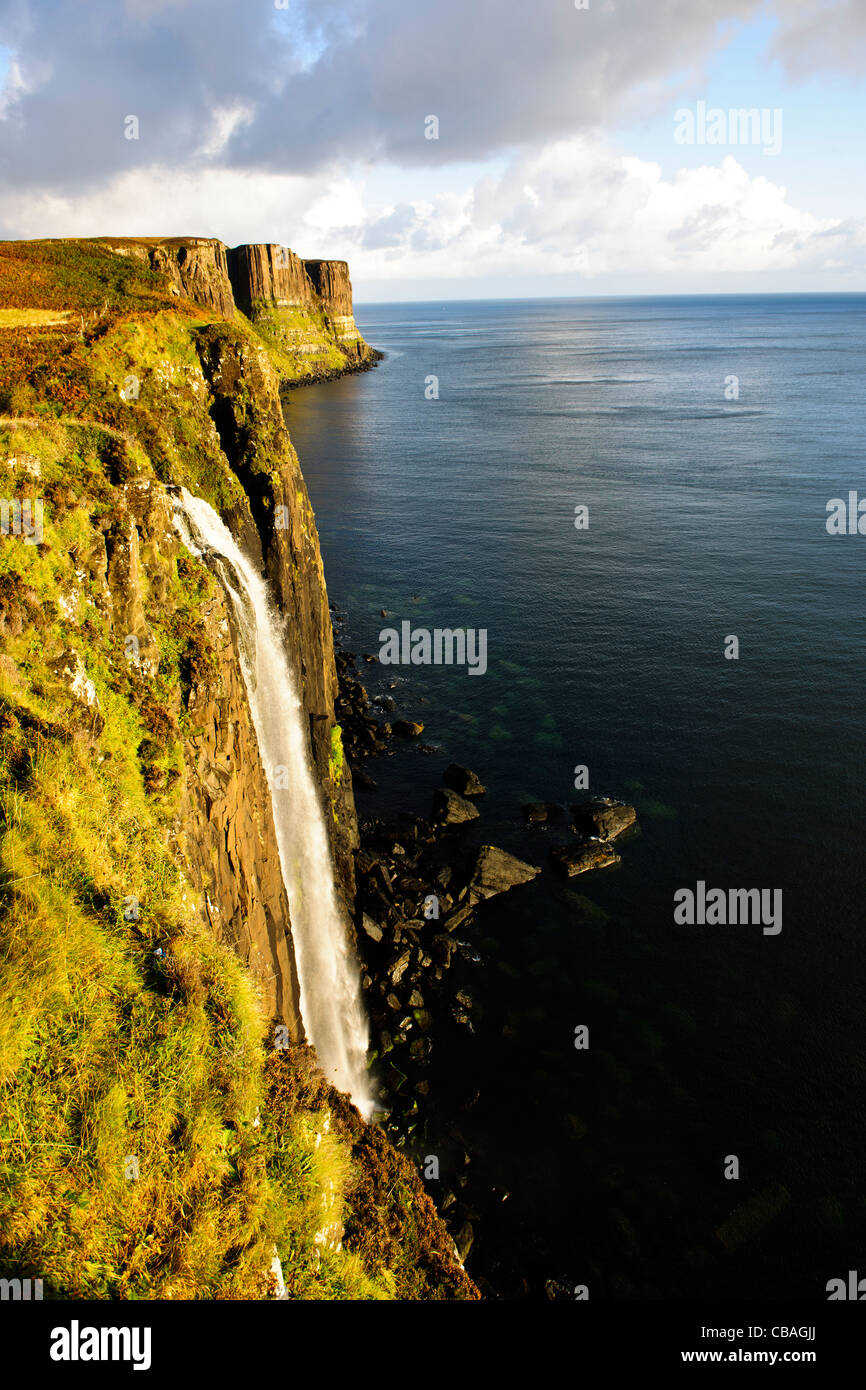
[0,656,273,1296]
[241,303,349,380]
[328,725,344,785]
[0,310,73,328]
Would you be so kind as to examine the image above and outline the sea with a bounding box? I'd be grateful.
[284,295,866,1300]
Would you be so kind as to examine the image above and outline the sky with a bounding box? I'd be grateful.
[0,0,863,300]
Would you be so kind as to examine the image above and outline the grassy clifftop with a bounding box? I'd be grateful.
[0,238,476,1300]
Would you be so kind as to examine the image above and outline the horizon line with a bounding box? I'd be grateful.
[353,289,866,305]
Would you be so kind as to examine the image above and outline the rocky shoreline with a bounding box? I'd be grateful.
[280,347,385,391]
[330,603,640,1276]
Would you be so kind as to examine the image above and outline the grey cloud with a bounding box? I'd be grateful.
[0,0,296,190]
[0,0,858,195]
[769,0,866,77]
[221,0,766,172]
[361,204,419,249]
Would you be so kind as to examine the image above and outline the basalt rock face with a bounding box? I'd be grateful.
[86,240,364,983]
[303,260,354,317]
[0,449,305,1036]
[178,576,304,1037]
[193,323,360,915]
[227,243,314,314]
[303,259,367,353]
[99,236,237,318]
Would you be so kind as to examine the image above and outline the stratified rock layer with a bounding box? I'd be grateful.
[303,259,366,349]
[98,236,375,371]
[227,243,314,313]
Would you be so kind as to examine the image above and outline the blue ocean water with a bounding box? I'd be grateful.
[285,296,866,1298]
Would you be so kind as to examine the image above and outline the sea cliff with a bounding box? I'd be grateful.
[0,236,475,1299]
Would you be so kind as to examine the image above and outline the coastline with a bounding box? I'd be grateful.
[281,347,385,391]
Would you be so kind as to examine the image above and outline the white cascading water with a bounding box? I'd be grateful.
[171,487,372,1116]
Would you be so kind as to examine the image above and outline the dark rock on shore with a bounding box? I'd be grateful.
[361,913,383,943]
[387,948,412,985]
[431,934,459,966]
[442,902,475,933]
[331,622,557,1271]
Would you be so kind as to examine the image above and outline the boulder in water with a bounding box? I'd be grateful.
[571,798,637,841]
[443,763,486,796]
[432,787,480,825]
[550,842,620,877]
[522,802,563,824]
[467,845,540,899]
[393,719,424,737]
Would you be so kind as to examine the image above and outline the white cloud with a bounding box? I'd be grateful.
[0,165,360,254]
[349,139,861,281]
[303,178,368,233]
[1,137,861,289]
[196,104,254,160]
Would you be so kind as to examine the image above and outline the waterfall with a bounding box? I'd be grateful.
[171,487,372,1116]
